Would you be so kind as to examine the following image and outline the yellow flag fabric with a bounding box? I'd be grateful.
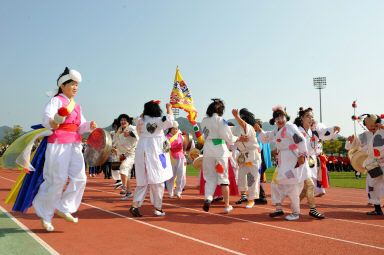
[170,67,197,125]
[4,171,26,205]
[0,128,52,171]
[3,132,45,205]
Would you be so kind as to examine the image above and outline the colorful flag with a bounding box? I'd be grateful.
[170,67,197,124]
[170,67,204,145]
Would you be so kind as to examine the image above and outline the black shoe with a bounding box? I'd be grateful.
[235,196,248,204]
[129,207,142,217]
[366,210,383,216]
[269,211,284,217]
[212,196,223,204]
[203,200,211,212]
[254,198,268,205]
[114,184,122,189]
[309,208,325,219]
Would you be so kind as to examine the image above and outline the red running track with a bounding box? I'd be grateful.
[1,168,384,255]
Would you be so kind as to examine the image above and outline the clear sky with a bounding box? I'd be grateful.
[1,0,383,136]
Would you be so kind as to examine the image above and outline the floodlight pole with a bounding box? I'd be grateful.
[313,77,327,123]
[319,88,323,123]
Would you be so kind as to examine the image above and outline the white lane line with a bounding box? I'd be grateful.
[324,217,384,228]
[0,176,18,182]
[0,177,245,255]
[3,176,383,229]
[2,175,384,251]
[86,186,384,229]
[161,202,384,251]
[180,194,384,228]
[316,196,369,205]
[0,205,59,255]
[81,202,245,255]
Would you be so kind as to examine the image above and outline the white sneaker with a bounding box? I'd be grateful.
[285,214,300,221]
[176,194,182,199]
[41,219,54,232]
[245,201,255,209]
[168,195,174,199]
[224,206,233,214]
[112,181,122,186]
[154,209,166,216]
[57,211,78,223]
[121,192,133,200]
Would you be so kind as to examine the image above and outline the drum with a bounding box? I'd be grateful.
[237,153,245,165]
[192,156,203,170]
[308,156,315,168]
[111,161,121,170]
[183,132,193,152]
[348,147,368,173]
[84,128,112,167]
[187,148,200,161]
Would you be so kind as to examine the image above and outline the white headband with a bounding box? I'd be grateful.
[57,69,82,87]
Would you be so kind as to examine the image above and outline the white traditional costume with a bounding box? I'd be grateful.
[230,123,261,201]
[201,113,238,202]
[114,125,138,178]
[33,69,91,226]
[258,123,308,216]
[298,123,338,218]
[132,114,174,209]
[110,130,121,181]
[346,129,384,213]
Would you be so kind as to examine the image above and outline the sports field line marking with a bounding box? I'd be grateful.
[161,203,384,251]
[0,176,17,182]
[326,191,366,198]
[324,216,384,228]
[179,194,384,228]
[0,205,59,255]
[2,175,384,251]
[2,176,383,230]
[319,204,371,213]
[0,176,245,255]
[85,186,384,229]
[81,202,245,255]
[318,196,369,205]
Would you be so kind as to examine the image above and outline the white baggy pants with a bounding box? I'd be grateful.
[133,183,164,209]
[166,158,186,197]
[203,157,229,202]
[367,173,384,205]
[271,182,304,215]
[33,142,86,221]
[237,162,261,200]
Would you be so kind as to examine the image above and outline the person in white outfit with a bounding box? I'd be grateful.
[113,114,138,200]
[293,107,340,219]
[230,108,262,209]
[110,119,122,186]
[346,114,384,215]
[129,101,174,217]
[33,67,97,231]
[201,99,248,214]
[255,106,308,221]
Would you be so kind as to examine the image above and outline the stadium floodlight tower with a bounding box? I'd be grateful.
[313,77,327,123]
[172,108,180,118]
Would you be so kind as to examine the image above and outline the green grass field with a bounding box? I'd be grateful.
[186,165,366,189]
